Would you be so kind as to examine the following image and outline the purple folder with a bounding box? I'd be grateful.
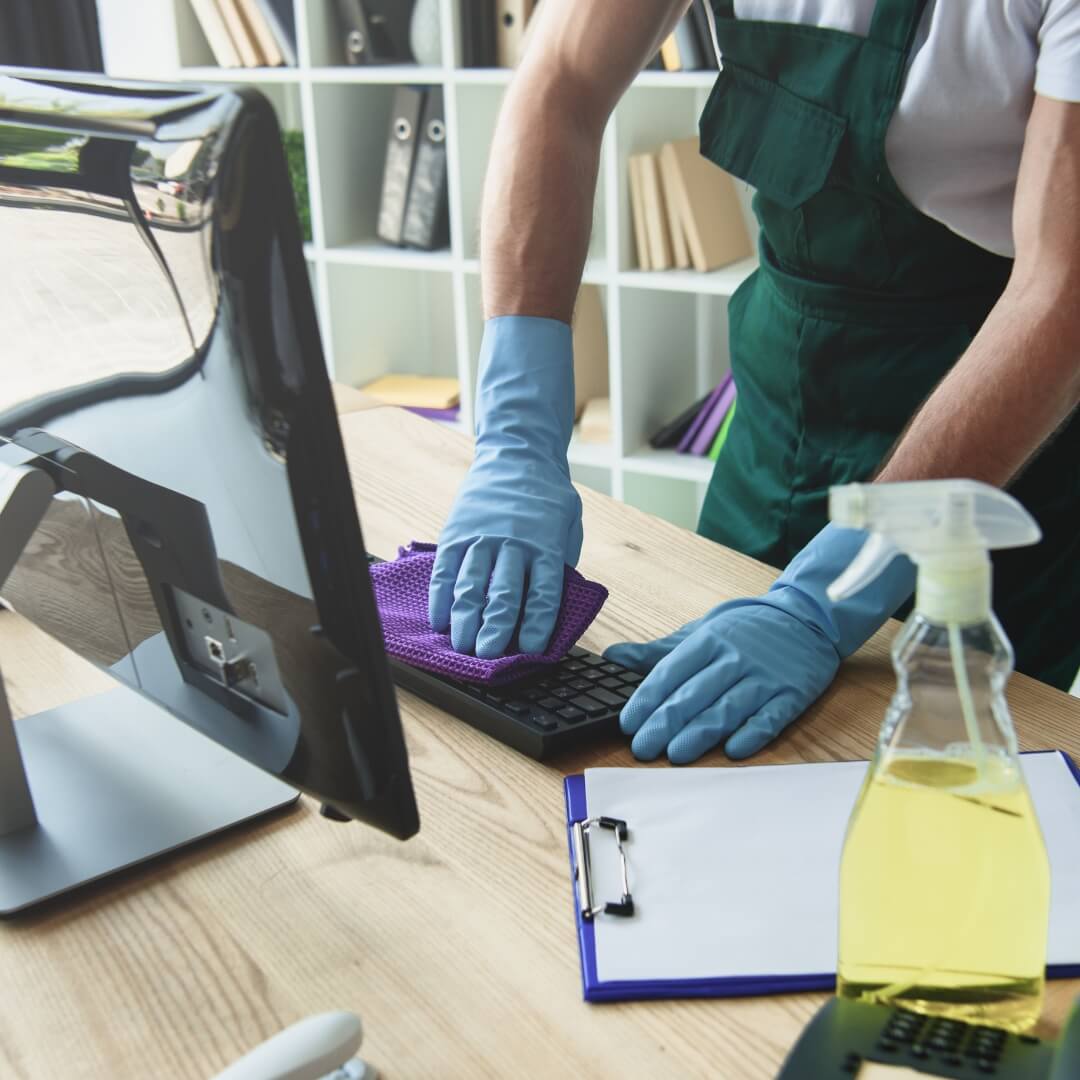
[405,405,461,422]
[688,376,737,456]
[564,752,1080,1003]
[675,372,732,455]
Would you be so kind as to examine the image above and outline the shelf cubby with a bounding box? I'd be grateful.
[144,0,761,527]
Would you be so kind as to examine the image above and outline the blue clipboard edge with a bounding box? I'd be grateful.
[565,750,1080,1003]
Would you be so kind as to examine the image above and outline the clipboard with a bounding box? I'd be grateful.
[565,752,1080,1004]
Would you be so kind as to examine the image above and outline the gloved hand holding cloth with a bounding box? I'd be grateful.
[429,315,583,658]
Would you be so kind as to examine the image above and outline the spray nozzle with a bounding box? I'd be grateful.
[826,480,1040,620]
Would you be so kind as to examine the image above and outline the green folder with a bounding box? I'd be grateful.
[707,398,737,461]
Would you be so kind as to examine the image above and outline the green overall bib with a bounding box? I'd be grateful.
[696,0,1080,689]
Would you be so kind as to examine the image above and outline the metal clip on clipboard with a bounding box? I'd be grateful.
[572,815,633,920]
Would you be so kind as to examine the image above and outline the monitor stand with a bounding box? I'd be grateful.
[0,453,298,916]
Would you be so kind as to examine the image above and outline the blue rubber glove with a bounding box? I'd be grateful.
[605,525,916,763]
[429,316,582,658]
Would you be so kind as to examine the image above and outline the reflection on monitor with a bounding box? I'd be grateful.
[0,71,418,911]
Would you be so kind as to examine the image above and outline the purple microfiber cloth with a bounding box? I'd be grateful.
[369,542,608,684]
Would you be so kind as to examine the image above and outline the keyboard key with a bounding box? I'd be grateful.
[557,706,586,724]
[600,663,624,676]
[587,688,626,708]
[564,661,588,674]
[524,710,558,732]
[503,701,529,715]
[611,685,634,700]
[580,654,607,667]
[538,697,563,711]
[570,696,608,717]
[551,686,577,700]
[581,668,605,682]
[568,646,588,659]
[620,671,644,685]
[568,678,593,692]
[600,677,625,691]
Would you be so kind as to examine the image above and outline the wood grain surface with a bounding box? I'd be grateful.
[2,403,1079,1079]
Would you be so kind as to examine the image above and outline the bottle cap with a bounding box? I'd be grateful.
[827,480,1040,622]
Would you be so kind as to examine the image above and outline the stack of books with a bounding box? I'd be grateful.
[628,136,752,274]
[376,87,450,251]
[650,372,737,460]
[188,0,296,67]
[361,374,460,422]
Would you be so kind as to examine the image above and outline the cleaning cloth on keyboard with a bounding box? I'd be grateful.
[369,542,608,684]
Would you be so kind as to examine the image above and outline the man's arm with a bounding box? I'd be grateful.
[877,94,1080,486]
[481,0,691,322]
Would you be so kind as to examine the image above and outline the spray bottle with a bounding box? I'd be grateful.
[828,479,1050,1032]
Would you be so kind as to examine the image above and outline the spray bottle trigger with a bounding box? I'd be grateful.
[827,532,901,603]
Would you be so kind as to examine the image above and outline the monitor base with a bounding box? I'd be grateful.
[0,684,299,916]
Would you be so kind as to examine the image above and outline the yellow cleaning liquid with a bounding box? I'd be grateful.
[837,751,1050,1032]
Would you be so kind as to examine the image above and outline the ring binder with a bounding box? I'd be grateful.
[572,815,634,921]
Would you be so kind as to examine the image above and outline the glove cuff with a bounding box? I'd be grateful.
[768,523,916,659]
[475,316,575,455]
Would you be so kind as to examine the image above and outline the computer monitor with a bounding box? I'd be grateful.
[0,71,419,913]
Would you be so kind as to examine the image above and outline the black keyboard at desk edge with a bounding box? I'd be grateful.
[385,646,642,759]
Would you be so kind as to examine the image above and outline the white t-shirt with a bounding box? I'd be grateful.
[722,1,1080,257]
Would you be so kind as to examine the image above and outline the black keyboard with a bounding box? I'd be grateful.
[385,644,641,759]
[368,551,638,758]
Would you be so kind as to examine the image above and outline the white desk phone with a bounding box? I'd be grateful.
[212,1012,376,1080]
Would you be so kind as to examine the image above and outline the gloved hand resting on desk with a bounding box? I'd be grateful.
[430,316,582,658]
[604,525,916,763]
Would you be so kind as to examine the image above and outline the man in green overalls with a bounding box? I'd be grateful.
[430,0,1080,762]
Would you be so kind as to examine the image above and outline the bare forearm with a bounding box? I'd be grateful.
[877,283,1080,486]
[480,77,601,322]
[878,94,1080,487]
[479,0,689,323]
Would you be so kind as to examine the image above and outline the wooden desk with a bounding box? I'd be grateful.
[2,406,1079,1079]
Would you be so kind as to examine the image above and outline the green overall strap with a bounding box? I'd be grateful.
[866,0,932,114]
[866,0,931,53]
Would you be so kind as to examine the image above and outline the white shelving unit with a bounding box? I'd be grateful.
[153,0,759,531]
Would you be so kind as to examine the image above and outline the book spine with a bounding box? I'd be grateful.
[255,0,297,65]
[628,155,651,271]
[690,0,720,70]
[402,88,450,250]
[658,144,690,270]
[673,15,703,71]
[188,0,242,67]
[689,376,736,455]
[335,0,374,65]
[236,0,284,66]
[495,0,535,67]
[377,87,425,245]
[676,382,723,454]
[641,153,672,272]
[659,32,681,72]
[648,391,711,449]
[215,0,262,66]
[708,397,738,460]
